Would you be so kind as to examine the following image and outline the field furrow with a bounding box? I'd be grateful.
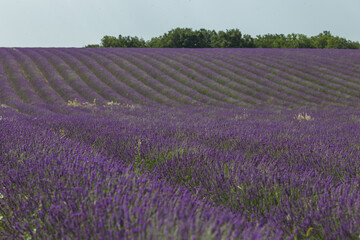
[0,49,43,105]
[180,50,318,107]
[260,52,360,91]
[49,49,131,104]
[64,49,153,105]
[79,49,178,106]
[120,50,232,107]
[142,50,255,106]
[11,49,66,106]
[21,48,87,102]
[34,49,107,104]
[222,52,353,106]
[96,49,196,106]
[0,48,359,109]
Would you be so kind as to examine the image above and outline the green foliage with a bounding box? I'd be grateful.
[101,35,118,47]
[101,35,146,48]
[148,28,216,48]
[85,44,100,48]
[254,31,360,49]
[312,31,360,49]
[92,29,360,49]
[211,29,251,48]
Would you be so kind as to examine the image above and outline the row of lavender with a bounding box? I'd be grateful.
[0,48,359,110]
[1,103,360,239]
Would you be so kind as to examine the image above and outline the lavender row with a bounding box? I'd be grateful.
[130,49,259,107]
[112,49,230,107]
[259,52,360,91]
[124,49,242,107]
[0,57,25,106]
[215,51,353,106]
[160,50,300,107]
[272,50,360,80]
[201,48,342,105]
[78,49,173,106]
[158,51,262,106]
[20,48,87,103]
[121,49,233,107]
[0,49,43,105]
[177,50,319,107]
[9,49,66,106]
[48,48,132,105]
[207,48,350,104]
[261,55,360,104]
[223,50,359,106]
[94,49,194,107]
[63,48,155,106]
[289,49,360,74]
[33,49,106,104]
[121,49,261,107]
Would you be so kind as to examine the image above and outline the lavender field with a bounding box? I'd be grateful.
[1,48,360,239]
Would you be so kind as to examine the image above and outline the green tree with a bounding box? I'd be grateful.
[148,28,216,48]
[101,35,146,48]
[311,31,331,49]
[193,29,216,48]
[211,29,250,48]
[296,34,314,48]
[326,36,349,49]
[117,35,146,48]
[147,37,163,48]
[254,34,287,48]
[101,36,118,47]
[95,29,360,49]
[85,44,100,48]
[242,34,255,48]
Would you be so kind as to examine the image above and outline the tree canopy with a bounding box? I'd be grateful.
[86,28,360,49]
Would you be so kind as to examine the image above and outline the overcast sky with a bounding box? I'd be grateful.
[0,0,359,47]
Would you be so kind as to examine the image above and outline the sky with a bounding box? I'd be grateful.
[0,0,359,47]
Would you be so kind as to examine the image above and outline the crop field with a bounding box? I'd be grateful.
[1,48,360,239]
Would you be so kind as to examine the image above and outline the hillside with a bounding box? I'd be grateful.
[0,48,360,112]
[2,48,360,239]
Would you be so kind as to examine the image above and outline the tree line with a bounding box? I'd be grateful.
[86,28,360,49]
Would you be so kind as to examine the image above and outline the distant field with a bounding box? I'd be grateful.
[0,48,360,111]
[1,48,360,239]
